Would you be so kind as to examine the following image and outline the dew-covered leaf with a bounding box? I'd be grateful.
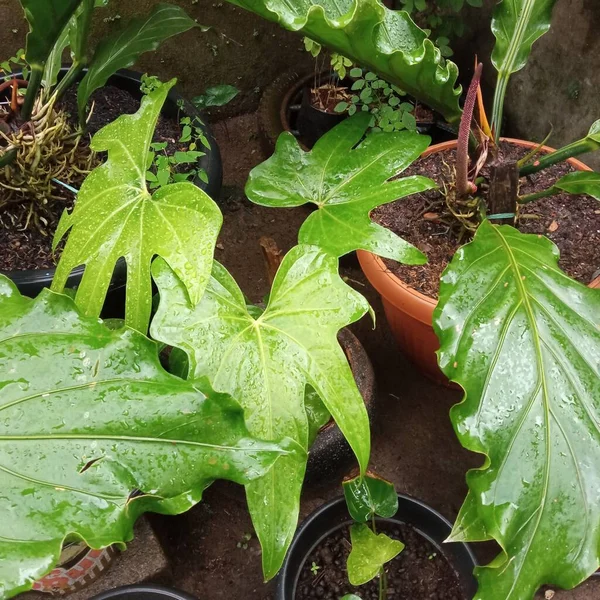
[150,245,371,579]
[0,275,290,599]
[52,80,221,333]
[343,473,398,523]
[246,114,434,262]
[434,221,600,599]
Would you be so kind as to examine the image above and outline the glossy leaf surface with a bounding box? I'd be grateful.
[347,524,404,586]
[224,0,462,121]
[434,221,600,599]
[21,0,83,69]
[77,3,196,118]
[52,80,221,333]
[554,171,600,201]
[151,245,371,579]
[0,275,290,599]
[246,114,434,262]
[490,0,559,131]
[343,474,398,523]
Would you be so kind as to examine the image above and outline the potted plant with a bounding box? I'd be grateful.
[0,0,222,304]
[276,474,478,600]
[218,0,600,597]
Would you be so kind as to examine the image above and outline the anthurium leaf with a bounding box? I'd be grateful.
[42,20,70,91]
[343,474,398,522]
[77,3,197,119]
[150,245,371,579]
[51,80,222,334]
[246,114,434,262]
[347,524,404,586]
[434,220,600,599]
[490,0,559,131]
[224,0,462,121]
[446,490,491,543]
[305,385,331,447]
[554,171,600,201]
[0,274,291,599]
[21,0,83,70]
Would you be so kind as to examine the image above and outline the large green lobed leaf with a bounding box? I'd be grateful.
[246,114,434,262]
[224,0,462,121]
[150,245,371,579]
[434,221,600,599]
[77,3,197,119]
[52,80,222,333]
[0,275,292,599]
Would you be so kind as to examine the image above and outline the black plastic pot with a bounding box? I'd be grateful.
[1,68,222,316]
[275,495,478,600]
[91,584,199,600]
[296,85,347,149]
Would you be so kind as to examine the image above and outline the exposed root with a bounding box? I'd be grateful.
[0,98,99,234]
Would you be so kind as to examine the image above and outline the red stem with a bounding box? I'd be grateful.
[456,63,482,197]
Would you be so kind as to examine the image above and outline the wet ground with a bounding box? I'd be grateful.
[149,114,600,600]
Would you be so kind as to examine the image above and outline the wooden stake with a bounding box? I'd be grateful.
[259,236,283,285]
[488,159,519,225]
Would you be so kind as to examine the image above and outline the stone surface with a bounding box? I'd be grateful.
[20,518,171,600]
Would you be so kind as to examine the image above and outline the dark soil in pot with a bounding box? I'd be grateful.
[372,142,600,299]
[296,522,464,600]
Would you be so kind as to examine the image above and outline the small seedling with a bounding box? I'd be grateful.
[310,561,321,576]
[237,532,252,550]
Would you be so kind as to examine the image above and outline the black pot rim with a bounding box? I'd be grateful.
[90,584,198,600]
[276,493,478,600]
[1,67,222,293]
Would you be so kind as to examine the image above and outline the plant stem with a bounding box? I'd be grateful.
[491,71,509,142]
[378,566,387,600]
[519,138,600,176]
[52,62,85,106]
[21,66,43,122]
[518,186,559,204]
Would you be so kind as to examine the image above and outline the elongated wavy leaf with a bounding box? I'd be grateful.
[77,3,197,119]
[52,80,221,333]
[0,275,291,599]
[151,245,371,579]
[225,0,462,121]
[490,0,559,131]
[246,114,434,262]
[434,221,600,599]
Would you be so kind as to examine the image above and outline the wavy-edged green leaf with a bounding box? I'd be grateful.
[77,3,197,119]
[434,220,600,599]
[490,0,559,132]
[343,473,398,523]
[554,171,600,201]
[246,114,434,262]
[42,22,70,91]
[0,274,291,599]
[225,0,462,121]
[150,245,371,579]
[347,524,404,586]
[52,80,222,333]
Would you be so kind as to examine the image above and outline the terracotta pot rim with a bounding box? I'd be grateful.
[359,137,596,317]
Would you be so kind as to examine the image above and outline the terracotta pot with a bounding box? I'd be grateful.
[358,138,594,385]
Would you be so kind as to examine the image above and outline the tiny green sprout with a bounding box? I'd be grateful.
[310,561,321,576]
[237,532,253,550]
[428,552,437,560]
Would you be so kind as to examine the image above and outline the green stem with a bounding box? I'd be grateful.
[378,566,387,600]
[518,186,559,204]
[52,62,85,105]
[491,71,509,143]
[519,138,599,176]
[21,66,43,122]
